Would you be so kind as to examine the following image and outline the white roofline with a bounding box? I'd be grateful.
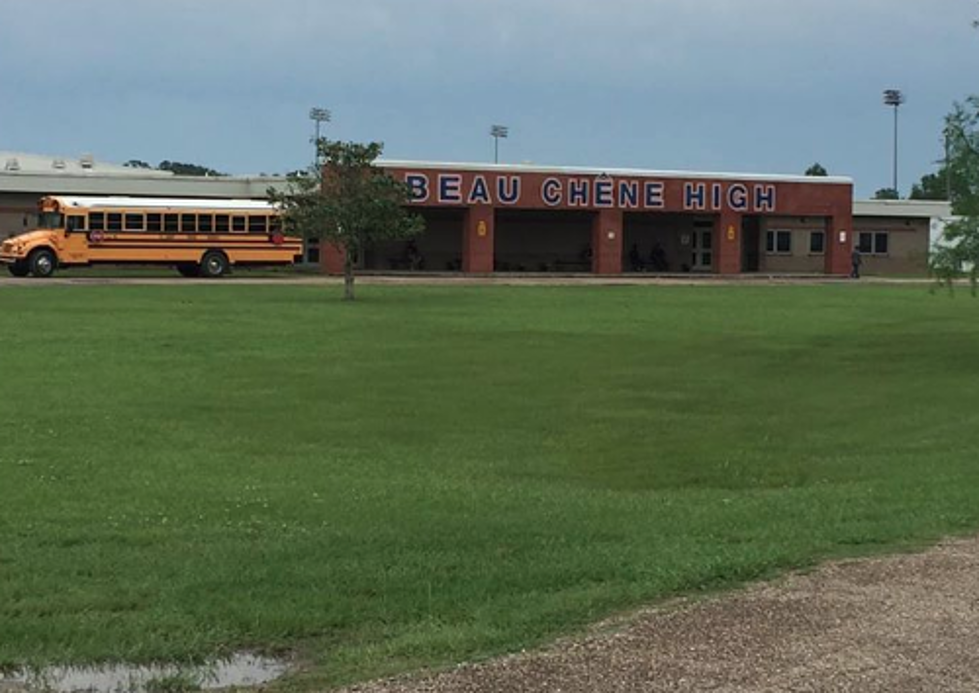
[377,160,853,185]
[48,195,276,211]
[853,199,952,219]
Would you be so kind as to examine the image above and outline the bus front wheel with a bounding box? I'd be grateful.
[8,261,30,277]
[200,251,229,279]
[28,249,57,278]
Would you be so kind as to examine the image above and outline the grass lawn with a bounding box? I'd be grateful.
[1,283,978,689]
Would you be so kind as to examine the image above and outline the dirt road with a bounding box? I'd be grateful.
[342,537,979,693]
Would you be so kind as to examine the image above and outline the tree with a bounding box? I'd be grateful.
[909,169,949,201]
[930,96,979,295]
[269,139,424,301]
[123,159,152,169]
[804,162,828,176]
[873,187,900,200]
[158,161,224,177]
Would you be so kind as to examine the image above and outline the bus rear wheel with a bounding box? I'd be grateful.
[176,263,200,278]
[8,261,30,277]
[200,251,230,279]
[28,248,57,278]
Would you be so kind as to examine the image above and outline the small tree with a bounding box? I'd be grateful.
[804,162,828,176]
[269,139,424,300]
[930,96,979,295]
[158,161,224,177]
[873,187,900,200]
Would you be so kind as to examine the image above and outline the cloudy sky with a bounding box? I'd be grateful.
[1,0,976,196]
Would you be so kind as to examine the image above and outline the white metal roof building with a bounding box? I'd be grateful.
[0,152,955,275]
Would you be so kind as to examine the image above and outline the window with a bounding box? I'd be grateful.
[232,216,246,233]
[198,214,213,233]
[215,215,230,233]
[38,212,64,229]
[125,213,144,231]
[857,233,872,253]
[67,216,86,232]
[248,216,268,234]
[181,214,197,233]
[107,213,123,231]
[164,214,179,233]
[90,213,105,231]
[857,232,888,255]
[269,217,282,233]
[809,231,825,254]
[147,214,162,232]
[305,238,320,264]
[874,232,888,255]
[766,230,792,254]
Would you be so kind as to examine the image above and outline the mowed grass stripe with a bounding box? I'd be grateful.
[0,284,977,688]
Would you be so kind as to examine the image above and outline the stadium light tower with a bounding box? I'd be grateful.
[883,89,905,194]
[309,107,331,164]
[490,124,509,164]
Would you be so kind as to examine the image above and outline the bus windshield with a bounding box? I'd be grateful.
[38,212,64,229]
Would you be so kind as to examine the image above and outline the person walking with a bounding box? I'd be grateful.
[850,247,862,279]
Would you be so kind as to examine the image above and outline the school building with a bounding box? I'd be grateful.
[0,152,951,276]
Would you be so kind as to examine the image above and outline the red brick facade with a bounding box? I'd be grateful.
[323,163,854,276]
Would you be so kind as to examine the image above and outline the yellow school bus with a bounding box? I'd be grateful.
[0,196,303,278]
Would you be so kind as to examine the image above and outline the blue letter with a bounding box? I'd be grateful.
[542,178,563,206]
[568,178,590,207]
[684,182,706,210]
[406,174,429,203]
[595,178,614,207]
[468,175,492,204]
[497,176,521,205]
[618,181,639,208]
[438,174,463,203]
[754,185,776,212]
[728,184,748,211]
[644,182,664,208]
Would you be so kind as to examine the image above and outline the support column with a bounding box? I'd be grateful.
[592,209,623,274]
[321,242,345,275]
[463,206,494,273]
[825,206,853,276]
[714,210,742,274]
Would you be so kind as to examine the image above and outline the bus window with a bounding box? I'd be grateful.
[248,216,268,234]
[198,214,213,233]
[147,214,162,232]
[232,216,246,233]
[125,213,145,231]
[269,217,282,233]
[67,215,86,232]
[38,212,65,229]
[90,213,105,231]
[107,214,123,231]
[215,215,230,233]
[164,214,179,233]
[181,214,197,233]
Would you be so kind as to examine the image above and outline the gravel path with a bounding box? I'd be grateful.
[342,537,979,693]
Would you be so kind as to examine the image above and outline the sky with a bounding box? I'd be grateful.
[1,0,977,197]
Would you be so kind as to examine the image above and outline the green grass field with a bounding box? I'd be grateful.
[1,283,978,689]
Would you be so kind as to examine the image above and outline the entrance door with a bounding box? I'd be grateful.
[690,221,713,271]
[742,216,761,272]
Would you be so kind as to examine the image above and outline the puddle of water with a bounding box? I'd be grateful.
[0,653,289,692]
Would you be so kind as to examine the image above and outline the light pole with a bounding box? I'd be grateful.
[309,107,331,164]
[490,124,509,164]
[883,89,905,194]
